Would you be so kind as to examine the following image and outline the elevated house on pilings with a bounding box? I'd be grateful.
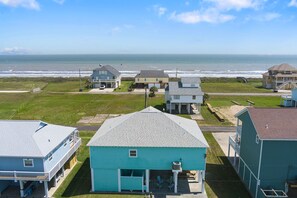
[87,107,208,195]
[262,63,297,91]
[0,120,81,198]
[228,107,297,198]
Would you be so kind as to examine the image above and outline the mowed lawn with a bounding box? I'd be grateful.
[1,93,164,125]
[204,133,251,198]
[208,95,281,107]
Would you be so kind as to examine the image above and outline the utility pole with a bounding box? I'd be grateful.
[144,87,147,108]
[79,68,82,92]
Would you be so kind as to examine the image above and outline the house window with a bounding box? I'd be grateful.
[191,84,195,87]
[129,149,137,158]
[156,78,158,81]
[173,95,180,99]
[48,153,53,161]
[23,159,34,167]
[144,78,146,82]
[192,95,196,100]
[255,135,259,144]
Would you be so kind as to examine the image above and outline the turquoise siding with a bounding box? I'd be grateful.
[0,157,44,172]
[121,177,143,191]
[90,146,206,192]
[260,141,297,191]
[90,147,206,171]
[238,112,261,176]
[44,134,73,172]
[93,169,118,191]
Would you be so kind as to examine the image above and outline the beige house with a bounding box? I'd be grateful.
[135,70,169,88]
[262,63,297,90]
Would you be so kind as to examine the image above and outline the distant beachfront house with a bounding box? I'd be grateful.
[228,107,297,198]
[165,77,204,114]
[134,70,169,88]
[0,120,81,198]
[262,63,297,90]
[87,107,208,194]
[90,65,121,88]
[281,88,297,107]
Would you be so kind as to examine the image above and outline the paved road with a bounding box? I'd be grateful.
[207,92,283,96]
[77,125,236,132]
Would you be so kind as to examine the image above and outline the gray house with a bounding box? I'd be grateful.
[0,120,81,197]
[91,65,121,88]
[165,77,204,114]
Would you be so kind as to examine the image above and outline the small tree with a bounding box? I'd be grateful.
[149,86,158,97]
[85,79,92,89]
[203,93,209,105]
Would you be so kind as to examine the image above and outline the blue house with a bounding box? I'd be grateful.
[90,65,121,88]
[228,107,297,198]
[0,120,81,197]
[88,107,209,194]
[281,88,297,107]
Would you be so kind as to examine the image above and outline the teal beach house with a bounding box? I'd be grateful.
[88,107,208,194]
[0,120,81,197]
[228,108,297,198]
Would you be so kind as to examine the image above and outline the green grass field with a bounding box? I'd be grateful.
[201,78,270,93]
[0,93,164,125]
[0,78,48,91]
[114,81,134,92]
[208,95,281,107]
[204,133,250,198]
[198,106,233,126]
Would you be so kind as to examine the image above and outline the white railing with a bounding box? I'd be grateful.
[229,135,240,155]
[236,126,242,136]
[48,138,81,180]
[0,138,81,181]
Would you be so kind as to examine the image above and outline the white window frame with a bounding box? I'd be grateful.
[173,95,180,99]
[23,159,34,167]
[48,153,53,161]
[255,135,259,144]
[129,149,137,158]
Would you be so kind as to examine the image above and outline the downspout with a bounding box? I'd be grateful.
[255,140,264,198]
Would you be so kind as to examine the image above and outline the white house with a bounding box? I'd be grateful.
[281,88,297,107]
[165,77,204,114]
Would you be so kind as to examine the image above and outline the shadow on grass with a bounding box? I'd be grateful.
[206,156,251,198]
[153,104,166,111]
[62,159,91,197]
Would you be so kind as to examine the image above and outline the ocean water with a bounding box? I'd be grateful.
[1,54,297,78]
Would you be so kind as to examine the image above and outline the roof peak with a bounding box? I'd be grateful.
[140,106,161,113]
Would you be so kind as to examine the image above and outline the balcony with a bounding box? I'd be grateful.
[236,126,242,136]
[0,138,81,182]
[229,135,240,155]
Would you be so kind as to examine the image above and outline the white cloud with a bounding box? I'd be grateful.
[185,1,190,6]
[53,0,65,5]
[246,12,281,21]
[0,0,40,10]
[170,9,234,24]
[110,24,134,35]
[206,0,261,11]
[0,47,31,54]
[153,5,167,16]
[289,0,297,7]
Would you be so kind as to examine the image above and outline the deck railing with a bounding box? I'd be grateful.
[229,135,240,155]
[0,138,81,182]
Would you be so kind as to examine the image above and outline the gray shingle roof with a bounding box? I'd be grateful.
[0,120,76,157]
[136,70,169,78]
[87,107,208,148]
[93,65,121,77]
[243,108,297,140]
[181,77,201,84]
[168,82,204,96]
[268,63,297,72]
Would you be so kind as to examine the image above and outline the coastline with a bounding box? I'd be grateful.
[0,69,265,78]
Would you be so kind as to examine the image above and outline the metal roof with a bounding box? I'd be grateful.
[93,65,121,77]
[135,70,169,78]
[0,120,76,157]
[167,82,204,96]
[87,107,208,148]
[238,108,297,140]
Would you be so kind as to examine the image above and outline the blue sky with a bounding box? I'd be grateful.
[1,0,297,54]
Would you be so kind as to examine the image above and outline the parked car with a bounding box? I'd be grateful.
[99,85,106,90]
